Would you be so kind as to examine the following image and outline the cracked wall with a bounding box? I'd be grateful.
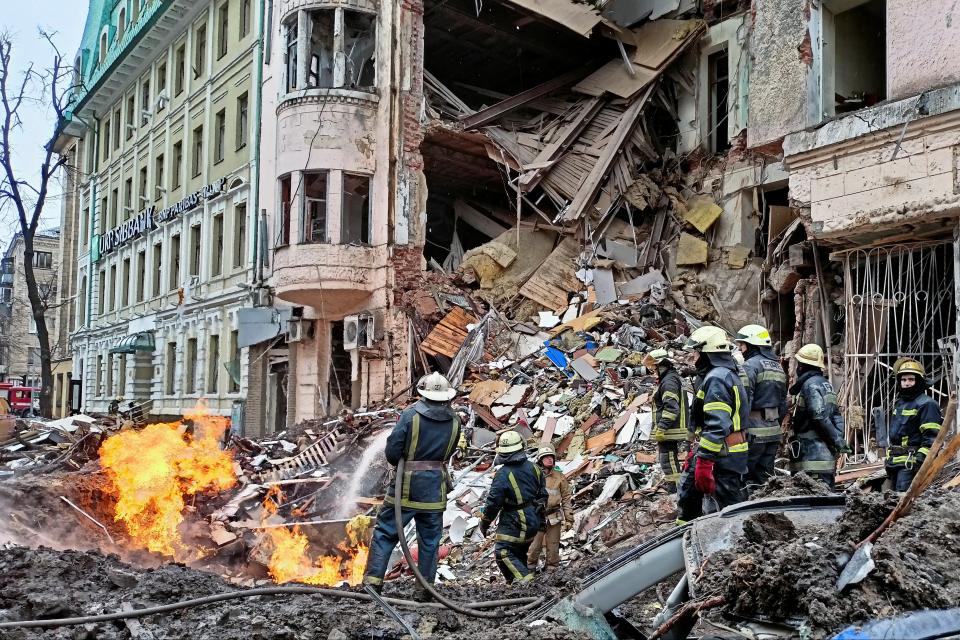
[747,0,812,148]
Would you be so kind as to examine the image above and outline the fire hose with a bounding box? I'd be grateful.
[0,586,539,629]
[392,458,545,619]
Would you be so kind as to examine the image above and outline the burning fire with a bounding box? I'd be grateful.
[263,487,370,586]
[99,404,236,558]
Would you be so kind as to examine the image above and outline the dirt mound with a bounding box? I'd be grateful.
[697,490,960,636]
[0,545,577,640]
[751,472,836,499]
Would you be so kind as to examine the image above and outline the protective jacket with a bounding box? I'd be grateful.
[481,451,547,544]
[384,400,461,512]
[690,354,749,474]
[887,390,941,467]
[652,367,688,442]
[790,370,844,475]
[544,468,573,527]
[743,347,788,442]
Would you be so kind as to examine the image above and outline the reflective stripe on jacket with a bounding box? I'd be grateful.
[383,401,461,512]
[690,362,749,474]
[743,351,788,441]
[481,453,547,544]
[887,392,942,466]
[652,368,688,441]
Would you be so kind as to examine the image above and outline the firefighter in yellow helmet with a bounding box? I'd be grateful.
[526,444,573,573]
[676,326,749,524]
[735,324,788,489]
[886,359,942,491]
[478,431,547,583]
[645,349,689,494]
[788,344,850,489]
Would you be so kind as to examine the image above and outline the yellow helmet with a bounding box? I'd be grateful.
[497,430,524,454]
[735,324,772,347]
[894,359,925,378]
[795,344,825,369]
[643,348,670,369]
[684,326,734,354]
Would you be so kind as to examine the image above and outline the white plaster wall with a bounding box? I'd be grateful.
[747,0,811,147]
[887,0,960,100]
[788,111,960,237]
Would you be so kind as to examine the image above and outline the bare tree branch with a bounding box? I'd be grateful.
[0,30,71,417]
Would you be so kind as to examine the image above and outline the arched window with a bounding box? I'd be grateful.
[118,8,127,40]
[99,33,108,63]
[132,0,141,24]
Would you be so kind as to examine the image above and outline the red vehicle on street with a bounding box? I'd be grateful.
[0,383,38,416]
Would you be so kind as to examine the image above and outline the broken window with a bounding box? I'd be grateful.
[708,49,730,154]
[278,175,292,246]
[341,173,370,245]
[822,0,886,116]
[343,11,376,89]
[302,171,328,243]
[307,10,335,89]
[285,7,376,94]
[285,18,298,92]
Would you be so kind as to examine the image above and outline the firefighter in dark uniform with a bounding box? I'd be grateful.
[735,324,788,489]
[646,348,689,494]
[886,359,942,491]
[788,344,851,489]
[363,372,462,595]
[676,326,749,524]
[478,430,547,583]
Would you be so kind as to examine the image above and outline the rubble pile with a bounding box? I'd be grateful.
[697,490,960,637]
[0,545,590,640]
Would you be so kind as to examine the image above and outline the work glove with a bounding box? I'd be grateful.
[693,457,716,494]
[833,438,853,455]
[914,452,927,468]
[478,520,490,537]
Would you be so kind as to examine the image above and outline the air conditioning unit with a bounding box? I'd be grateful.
[343,312,375,350]
[252,287,271,307]
[287,318,311,343]
[155,91,168,110]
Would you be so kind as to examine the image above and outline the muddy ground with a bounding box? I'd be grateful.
[697,488,960,637]
[0,544,596,640]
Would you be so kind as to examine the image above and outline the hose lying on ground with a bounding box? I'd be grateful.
[392,458,545,619]
[0,585,540,629]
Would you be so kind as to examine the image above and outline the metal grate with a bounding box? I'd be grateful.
[837,241,956,463]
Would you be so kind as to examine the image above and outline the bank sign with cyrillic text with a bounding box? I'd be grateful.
[96,178,226,258]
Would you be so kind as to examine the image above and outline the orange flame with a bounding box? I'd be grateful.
[99,404,236,558]
[262,489,370,586]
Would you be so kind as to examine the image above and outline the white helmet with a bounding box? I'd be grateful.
[735,324,773,347]
[417,372,457,401]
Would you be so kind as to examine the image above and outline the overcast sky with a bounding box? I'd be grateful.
[1,3,87,250]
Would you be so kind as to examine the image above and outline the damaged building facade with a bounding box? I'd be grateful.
[56,0,264,418]
[53,0,960,439]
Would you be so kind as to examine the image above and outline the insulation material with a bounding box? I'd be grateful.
[519,237,583,311]
[676,232,709,266]
[683,196,724,233]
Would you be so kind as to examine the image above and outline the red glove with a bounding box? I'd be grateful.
[694,457,716,494]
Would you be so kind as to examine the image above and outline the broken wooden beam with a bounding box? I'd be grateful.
[460,68,591,130]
